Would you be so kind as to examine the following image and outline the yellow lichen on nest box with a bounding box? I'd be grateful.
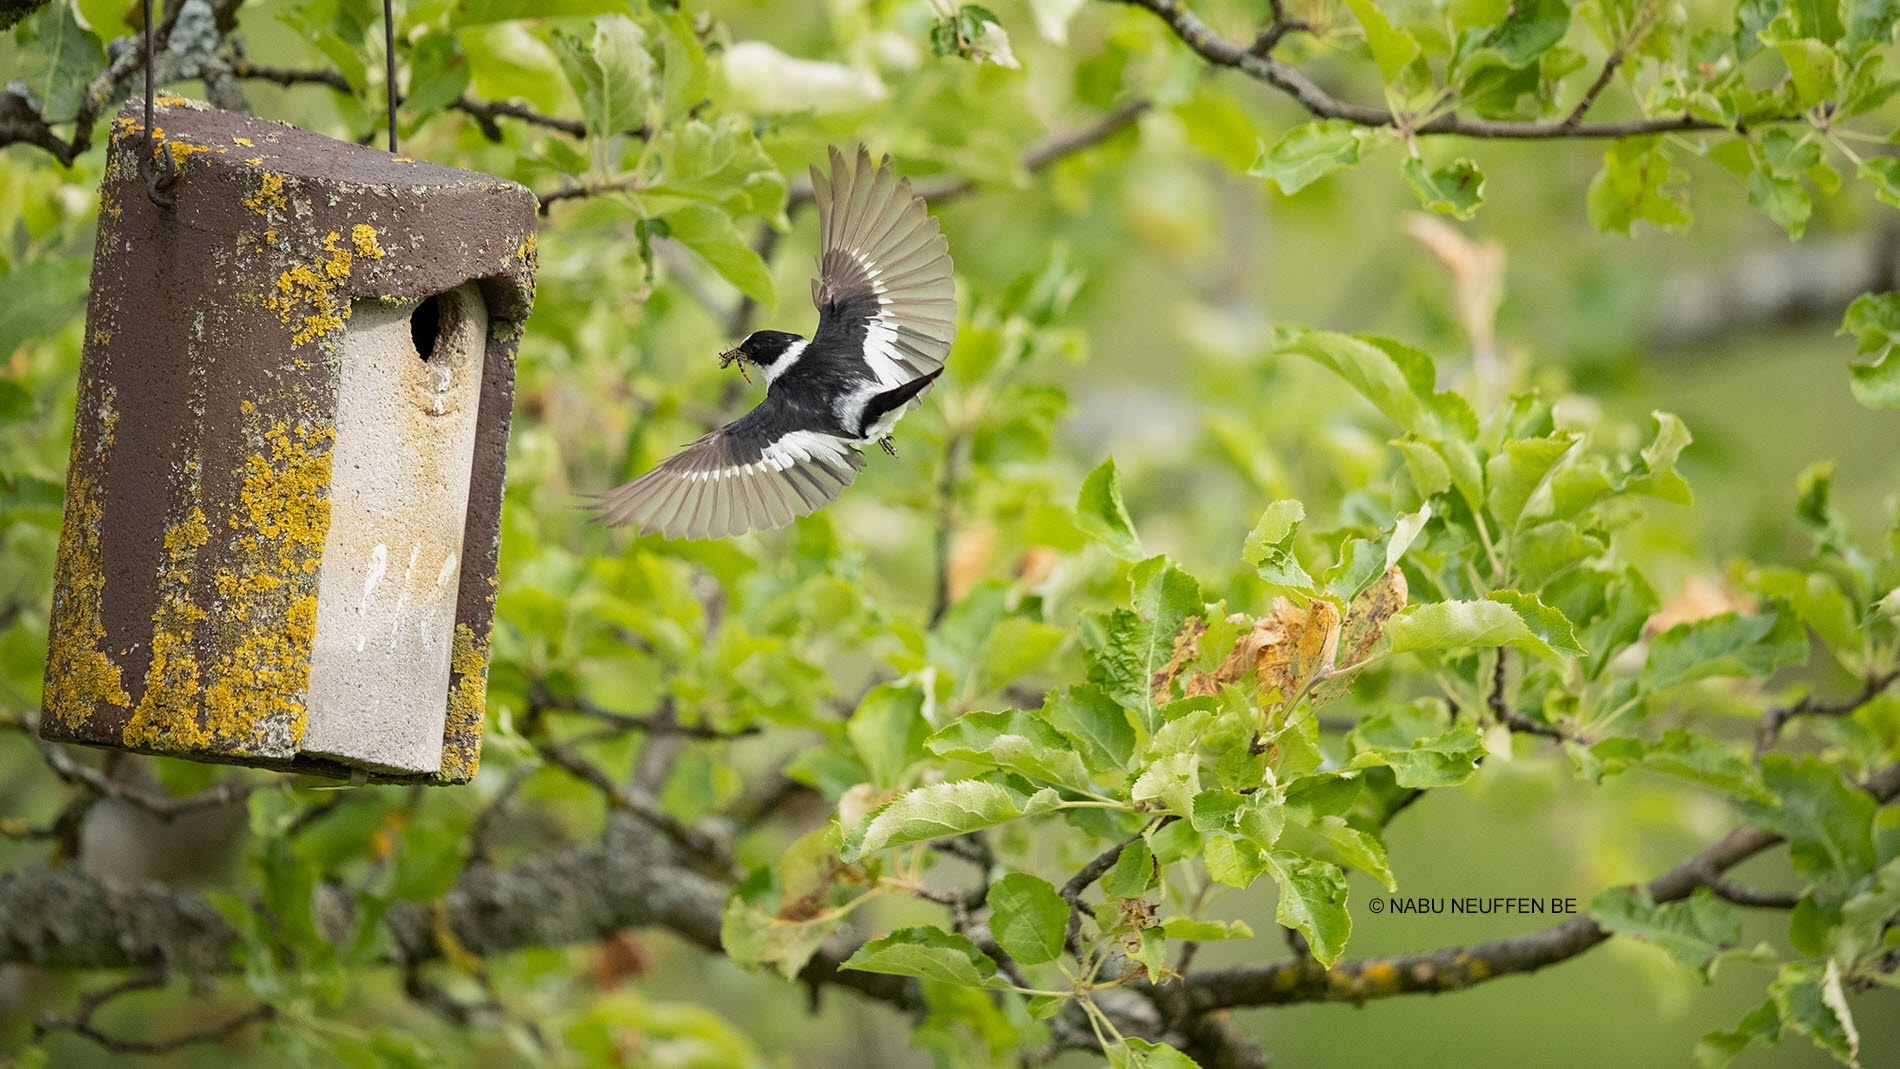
[267,231,358,347]
[122,495,210,750]
[438,622,490,781]
[351,224,385,259]
[194,412,335,753]
[44,384,130,731]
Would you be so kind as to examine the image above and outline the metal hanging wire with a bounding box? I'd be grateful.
[140,0,176,205]
[383,0,398,153]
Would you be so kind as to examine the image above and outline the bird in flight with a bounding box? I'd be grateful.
[591,146,956,540]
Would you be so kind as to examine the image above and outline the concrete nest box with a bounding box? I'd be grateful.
[41,98,539,783]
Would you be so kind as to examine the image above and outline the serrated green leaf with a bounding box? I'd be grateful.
[841,926,1011,988]
[848,684,928,788]
[1486,435,1577,531]
[1745,755,1878,892]
[1104,837,1157,899]
[926,707,1096,791]
[1342,0,1421,79]
[1590,887,1742,977]
[1588,138,1690,234]
[986,873,1068,965]
[551,16,655,141]
[1385,592,1582,660]
[1402,157,1485,219]
[1588,730,1775,803]
[1770,962,1860,1066]
[1643,611,1807,690]
[1250,121,1367,195]
[1077,457,1143,560]
[1266,852,1351,967]
[665,205,777,307]
[844,782,1060,859]
[1084,557,1204,737]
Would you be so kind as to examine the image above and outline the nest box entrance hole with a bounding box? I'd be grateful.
[411,292,444,362]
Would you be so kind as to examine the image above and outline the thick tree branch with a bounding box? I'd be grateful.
[1102,0,1774,140]
[1181,761,1900,1010]
[0,813,920,1011]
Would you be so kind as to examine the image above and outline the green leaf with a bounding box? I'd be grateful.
[452,0,623,26]
[926,707,1096,791]
[1590,887,1742,977]
[1464,0,1571,67]
[1104,837,1158,899]
[1349,706,1487,787]
[1250,121,1369,195]
[843,782,1060,860]
[985,873,1068,965]
[1745,755,1878,892]
[665,205,777,307]
[1159,916,1255,941]
[1202,835,1269,888]
[1265,852,1351,967]
[1587,138,1690,234]
[1278,329,1477,443]
[1109,1038,1203,1069]
[1698,999,1783,1069]
[550,16,655,141]
[1621,411,1694,504]
[14,0,105,122]
[841,926,1011,989]
[1838,293,1900,409]
[1385,592,1583,660]
[405,33,471,120]
[1132,750,1200,817]
[1747,166,1812,240]
[1342,0,1421,80]
[1587,730,1774,803]
[1048,685,1138,772]
[1845,0,1900,48]
[1401,157,1485,219]
[848,684,928,788]
[1485,435,1577,531]
[1643,611,1807,690]
[1085,557,1204,736]
[1245,499,1315,595]
[1076,457,1143,560]
[1770,962,1860,1066]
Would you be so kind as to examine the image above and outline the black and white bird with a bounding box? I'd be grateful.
[591,146,956,540]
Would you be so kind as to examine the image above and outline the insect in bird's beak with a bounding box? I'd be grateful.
[717,345,751,383]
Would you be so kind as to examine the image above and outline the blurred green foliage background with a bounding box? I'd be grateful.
[4,0,1900,1065]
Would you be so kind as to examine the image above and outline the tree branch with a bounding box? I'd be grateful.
[1102,0,1771,140]
[34,971,274,1055]
[1182,760,1900,1010]
[1756,666,1900,759]
[0,812,920,1011]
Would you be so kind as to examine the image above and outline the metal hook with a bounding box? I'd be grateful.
[140,0,176,207]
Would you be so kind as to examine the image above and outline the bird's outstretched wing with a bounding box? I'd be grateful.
[589,394,865,540]
[809,146,956,391]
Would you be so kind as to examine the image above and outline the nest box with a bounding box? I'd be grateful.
[40,98,539,783]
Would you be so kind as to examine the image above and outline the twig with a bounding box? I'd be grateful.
[928,429,970,628]
[1104,0,1790,140]
[34,971,273,1054]
[229,58,589,139]
[34,736,272,818]
[528,732,741,880]
[1689,866,1799,909]
[1755,666,1900,760]
[1561,47,1627,129]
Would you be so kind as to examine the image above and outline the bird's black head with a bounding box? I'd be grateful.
[724,330,806,369]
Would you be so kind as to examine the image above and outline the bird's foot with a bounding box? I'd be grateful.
[880,437,898,458]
